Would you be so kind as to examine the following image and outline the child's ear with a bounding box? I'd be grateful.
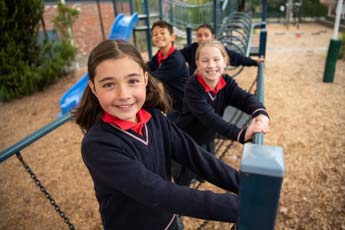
[144,72,149,86]
[88,80,97,97]
[170,33,176,42]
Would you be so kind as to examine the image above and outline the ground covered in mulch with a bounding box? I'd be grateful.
[1,23,344,230]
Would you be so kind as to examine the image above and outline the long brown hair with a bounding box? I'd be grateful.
[73,39,171,132]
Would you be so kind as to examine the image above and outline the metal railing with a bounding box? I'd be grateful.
[0,113,73,163]
[165,0,214,29]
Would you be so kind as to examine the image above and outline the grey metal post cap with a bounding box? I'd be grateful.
[240,143,285,178]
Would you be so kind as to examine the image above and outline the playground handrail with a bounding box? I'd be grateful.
[253,62,265,145]
[0,112,73,163]
[246,21,266,57]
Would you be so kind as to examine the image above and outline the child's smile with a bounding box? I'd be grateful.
[152,27,175,50]
[196,46,226,86]
[89,57,148,123]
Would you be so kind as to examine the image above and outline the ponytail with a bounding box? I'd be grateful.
[73,86,103,133]
[144,74,172,114]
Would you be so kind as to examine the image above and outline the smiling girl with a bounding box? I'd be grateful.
[175,40,269,185]
[73,39,240,230]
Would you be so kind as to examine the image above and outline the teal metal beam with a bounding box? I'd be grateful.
[0,113,73,163]
[246,21,266,57]
[239,144,285,230]
[256,62,264,104]
[143,0,152,59]
[259,29,267,57]
[253,63,264,144]
[213,0,217,35]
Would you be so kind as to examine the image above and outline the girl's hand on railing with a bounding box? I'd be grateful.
[244,114,269,142]
[256,56,265,64]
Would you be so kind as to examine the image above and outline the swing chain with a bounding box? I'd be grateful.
[16,152,75,230]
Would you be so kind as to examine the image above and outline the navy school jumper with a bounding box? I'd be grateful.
[180,42,258,75]
[147,50,189,113]
[81,108,239,230]
[175,74,269,146]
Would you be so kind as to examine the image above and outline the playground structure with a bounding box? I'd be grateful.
[0,1,285,229]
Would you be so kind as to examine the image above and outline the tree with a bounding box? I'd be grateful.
[0,0,78,101]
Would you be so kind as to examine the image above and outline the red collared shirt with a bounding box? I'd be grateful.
[196,73,226,96]
[103,109,152,136]
[157,45,176,65]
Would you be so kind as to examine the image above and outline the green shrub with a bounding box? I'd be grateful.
[52,2,79,41]
[0,0,78,102]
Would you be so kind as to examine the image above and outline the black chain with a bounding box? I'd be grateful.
[16,152,75,230]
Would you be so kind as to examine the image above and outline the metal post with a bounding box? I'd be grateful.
[169,2,173,25]
[253,63,265,144]
[259,29,267,57]
[129,0,136,46]
[220,0,224,22]
[111,0,117,16]
[261,0,267,29]
[323,0,344,83]
[129,0,133,14]
[238,144,285,230]
[96,0,106,40]
[159,0,163,21]
[286,0,293,28]
[143,0,152,59]
[186,26,192,46]
[332,0,343,40]
[213,0,217,35]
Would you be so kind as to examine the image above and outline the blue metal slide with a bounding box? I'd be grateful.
[58,13,139,116]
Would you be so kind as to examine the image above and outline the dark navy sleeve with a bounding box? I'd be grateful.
[147,54,159,71]
[180,43,198,75]
[180,44,193,64]
[167,120,240,194]
[227,47,257,67]
[82,119,238,223]
[162,116,239,222]
[148,51,188,83]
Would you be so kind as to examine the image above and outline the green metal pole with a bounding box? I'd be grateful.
[259,29,267,57]
[323,39,342,83]
[253,63,264,144]
[186,26,192,46]
[96,0,106,40]
[213,0,217,35]
[238,144,284,230]
[322,0,343,83]
[143,0,152,59]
